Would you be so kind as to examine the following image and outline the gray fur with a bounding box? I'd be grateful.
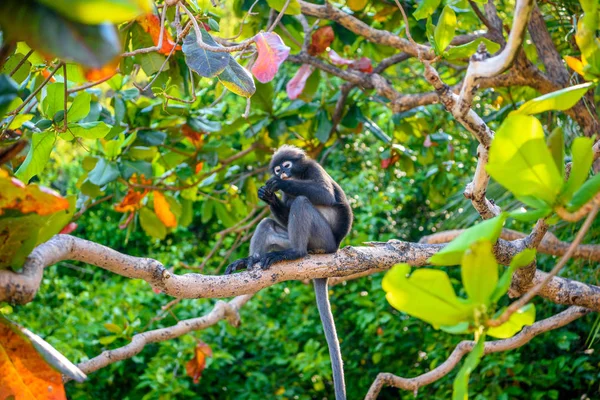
[314,278,346,400]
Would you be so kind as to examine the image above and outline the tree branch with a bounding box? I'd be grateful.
[364,306,589,399]
[454,0,534,116]
[67,294,253,380]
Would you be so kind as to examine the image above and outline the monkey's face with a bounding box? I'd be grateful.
[273,160,294,180]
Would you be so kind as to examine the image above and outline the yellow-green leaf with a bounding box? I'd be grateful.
[434,6,456,53]
[561,137,594,203]
[516,82,594,115]
[488,304,536,339]
[382,264,474,328]
[486,114,562,207]
[461,241,498,306]
[267,0,301,15]
[36,0,153,25]
[490,249,536,303]
[429,214,507,266]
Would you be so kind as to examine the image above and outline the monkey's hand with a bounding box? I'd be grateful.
[258,185,276,204]
[265,177,283,192]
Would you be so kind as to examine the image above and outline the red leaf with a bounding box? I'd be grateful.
[328,49,354,66]
[286,64,315,100]
[328,50,373,73]
[251,32,290,83]
[59,222,77,234]
[309,26,334,55]
[186,342,213,384]
[353,57,373,73]
[137,13,181,56]
[424,135,432,148]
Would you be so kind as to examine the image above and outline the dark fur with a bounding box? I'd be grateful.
[224,145,352,400]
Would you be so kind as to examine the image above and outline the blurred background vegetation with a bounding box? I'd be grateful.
[1,0,600,398]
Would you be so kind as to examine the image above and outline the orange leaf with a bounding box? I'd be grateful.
[137,13,181,56]
[195,161,204,175]
[40,68,56,83]
[182,124,204,148]
[309,26,334,56]
[564,56,585,77]
[82,59,119,82]
[0,319,66,400]
[185,342,212,384]
[0,174,69,216]
[153,191,177,228]
[114,189,147,213]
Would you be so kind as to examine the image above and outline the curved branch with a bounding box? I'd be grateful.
[68,294,253,380]
[454,0,535,116]
[364,306,589,399]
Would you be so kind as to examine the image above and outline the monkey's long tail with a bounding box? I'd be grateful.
[314,278,346,400]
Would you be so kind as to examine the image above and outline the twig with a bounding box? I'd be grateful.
[9,49,34,77]
[267,0,290,32]
[365,306,589,398]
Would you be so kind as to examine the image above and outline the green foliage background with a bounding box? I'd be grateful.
[2,0,600,398]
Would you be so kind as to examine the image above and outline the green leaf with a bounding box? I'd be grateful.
[491,249,536,303]
[253,81,274,113]
[429,214,507,266]
[0,74,19,119]
[201,199,214,224]
[183,30,231,78]
[68,122,112,139]
[508,207,552,222]
[15,131,56,183]
[99,335,118,345]
[453,334,485,400]
[425,17,438,54]
[0,214,43,270]
[567,172,600,212]
[546,126,564,179]
[104,322,122,334]
[266,0,301,15]
[218,57,256,98]
[486,114,563,207]
[137,130,167,146]
[561,137,594,203]
[208,18,220,32]
[434,6,456,53]
[488,304,536,339]
[315,109,332,143]
[68,91,91,122]
[461,241,498,306]
[88,158,120,187]
[0,1,122,69]
[35,0,152,25]
[37,195,76,244]
[516,82,594,115]
[414,0,441,20]
[139,207,167,240]
[445,38,502,60]
[42,83,65,120]
[382,264,474,328]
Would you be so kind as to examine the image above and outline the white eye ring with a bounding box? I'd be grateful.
[283,161,292,168]
[274,166,281,174]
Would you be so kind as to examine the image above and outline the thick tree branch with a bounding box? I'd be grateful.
[364,306,589,399]
[454,0,535,116]
[0,235,442,304]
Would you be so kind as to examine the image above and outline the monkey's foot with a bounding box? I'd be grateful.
[224,257,252,275]
[259,250,303,270]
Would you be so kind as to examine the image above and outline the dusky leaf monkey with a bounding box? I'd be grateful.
[225,145,352,400]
